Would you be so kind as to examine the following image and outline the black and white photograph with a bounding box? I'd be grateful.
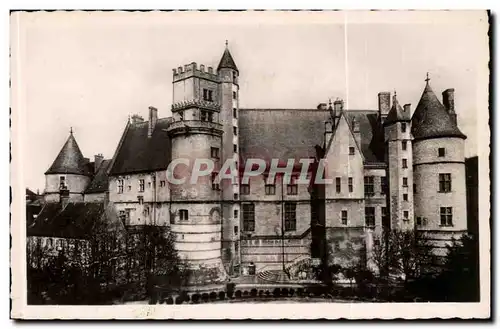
[10,10,490,319]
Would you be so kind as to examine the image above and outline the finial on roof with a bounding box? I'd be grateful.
[425,72,430,83]
[70,126,73,135]
[225,40,228,48]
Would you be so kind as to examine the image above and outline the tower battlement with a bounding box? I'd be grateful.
[172,62,220,83]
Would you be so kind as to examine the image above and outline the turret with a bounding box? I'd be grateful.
[217,41,241,274]
[384,92,414,230]
[44,128,91,203]
[411,74,467,257]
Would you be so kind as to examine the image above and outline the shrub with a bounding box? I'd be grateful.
[166,297,174,305]
[181,292,190,303]
[273,288,281,297]
[258,290,264,297]
[218,291,225,300]
[174,297,183,304]
[297,288,304,296]
[250,288,258,297]
[289,288,295,296]
[265,290,270,297]
[191,294,200,303]
[243,290,249,297]
[226,282,235,298]
[209,292,217,301]
[201,293,209,302]
[281,288,289,296]
[235,290,242,298]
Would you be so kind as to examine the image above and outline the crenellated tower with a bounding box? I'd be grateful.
[167,56,227,285]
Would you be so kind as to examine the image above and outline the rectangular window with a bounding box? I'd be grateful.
[265,184,276,195]
[160,180,166,187]
[336,177,341,193]
[403,177,408,187]
[233,126,238,135]
[438,148,446,157]
[128,185,131,191]
[349,146,355,155]
[241,184,250,195]
[179,111,184,121]
[201,110,213,122]
[234,209,238,218]
[212,172,220,190]
[402,140,407,151]
[403,193,408,201]
[208,90,213,102]
[403,211,409,220]
[243,204,255,231]
[381,207,389,226]
[284,202,297,231]
[341,210,348,225]
[348,177,353,193]
[117,179,124,194]
[381,176,387,195]
[179,209,188,221]
[203,88,208,101]
[234,144,238,153]
[138,196,144,205]
[413,183,417,194]
[416,217,422,226]
[365,207,375,227]
[203,89,213,102]
[234,226,238,235]
[233,108,237,118]
[440,207,453,226]
[139,179,145,192]
[211,147,219,159]
[235,241,239,252]
[439,173,452,193]
[234,193,238,200]
[233,91,237,100]
[364,176,375,196]
[59,176,66,189]
[148,181,151,188]
[401,122,407,133]
[287,183,298,195]
[402,159,408,169]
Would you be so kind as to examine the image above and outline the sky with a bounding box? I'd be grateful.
[12,11,489,192]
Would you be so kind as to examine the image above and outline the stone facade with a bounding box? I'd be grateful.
[37,45,470,284]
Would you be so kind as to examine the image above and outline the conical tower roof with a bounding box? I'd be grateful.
[217,42,238,72]
[411,76,466,141]
[384,92,411,125]
[45,130,90,176]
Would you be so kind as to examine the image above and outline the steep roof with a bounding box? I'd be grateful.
[384,94,411,125]
[45,132,91,176]
[85,159,111,193]
[238,109,384,165]
[108,118,172,175]
[27,202,105,239]
[411,81,466,141]
[217,48,238,72]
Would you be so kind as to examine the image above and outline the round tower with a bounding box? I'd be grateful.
[411,75,468,258]
[168,59,227,287]
[217,42,241,275]
[44,128,91,203]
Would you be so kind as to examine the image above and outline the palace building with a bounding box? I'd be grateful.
[32,44,468,284]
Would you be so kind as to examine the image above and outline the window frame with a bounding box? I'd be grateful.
[348,177,353,193]
[265,184,276,195]
[241,184,250,195]
[242,203,255,232]
[284,202,297,231]
[365,207,376,227]
[117,179,124,194]
[402,158,408,169]
[341,210,348,225]
[439,173,452,193]
[403,177,408,187]
[335,177,341,193]
[438,147,446,157]
[211,147,220,159]
[349,146,355,155]
[364,176,375,196]
[402,140,407,151]
[440,207,453,227]
[401,122,407,133]
[179,209,189,221]
[381,176,387,195]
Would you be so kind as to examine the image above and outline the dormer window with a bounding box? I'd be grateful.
[349,147,355,155]
[401,122,407,133]
[59,176,66,190]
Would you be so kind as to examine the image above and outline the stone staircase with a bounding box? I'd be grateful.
[257,270,291,283]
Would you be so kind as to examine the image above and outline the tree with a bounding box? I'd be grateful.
[371,229,434,283]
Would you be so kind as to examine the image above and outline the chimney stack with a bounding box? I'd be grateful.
[148,106,158,138]
[333,99,343,112]
[403,103,411,113]
[378,92,391,122]
[94,153,104,172]
[317,103,327,110]
[442,88,457,125]
[352,117,361,148]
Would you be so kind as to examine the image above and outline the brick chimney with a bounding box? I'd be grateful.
[94,153,104,172]
[378,92,391,123]
[148,106,158,138]
[442,88,457,125]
